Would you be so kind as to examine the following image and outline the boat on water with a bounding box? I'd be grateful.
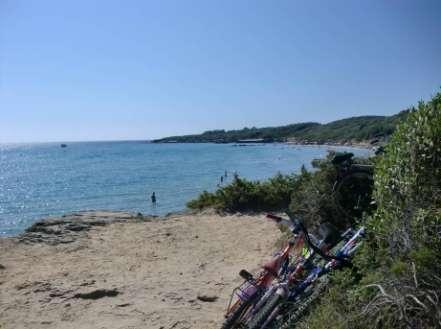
[60,144,67,148]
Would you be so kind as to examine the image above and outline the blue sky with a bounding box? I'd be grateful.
[1,0,440,142]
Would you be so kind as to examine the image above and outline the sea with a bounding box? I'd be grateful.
[0,142,371,236]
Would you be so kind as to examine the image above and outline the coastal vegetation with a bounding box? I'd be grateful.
[188,92,441,328]
[187,173,299,212]
[297,92,441,329]
[154,111,408,144]
[188,152,374,230]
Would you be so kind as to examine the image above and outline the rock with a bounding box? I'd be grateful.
[65,223,90,232]
[73,288,120,300]
[196,294,218,302]
[0,264,6,270]
[19,213,108,245]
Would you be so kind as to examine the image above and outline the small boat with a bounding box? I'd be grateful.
[60,144,67,148]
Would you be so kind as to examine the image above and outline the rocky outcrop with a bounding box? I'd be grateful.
[19,211,146,245]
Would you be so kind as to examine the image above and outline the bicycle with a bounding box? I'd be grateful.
[244,214,365,329]
[221,214,310,329]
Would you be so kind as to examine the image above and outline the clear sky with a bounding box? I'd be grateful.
[1,0,440,142]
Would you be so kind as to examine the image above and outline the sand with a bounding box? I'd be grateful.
[0,210,282,329]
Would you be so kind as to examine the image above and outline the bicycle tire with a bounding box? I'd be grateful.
[221,299,253,329]
[246,293,282,329]
[278,276,329,329]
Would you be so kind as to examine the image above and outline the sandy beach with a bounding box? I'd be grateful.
[0,210,282,329]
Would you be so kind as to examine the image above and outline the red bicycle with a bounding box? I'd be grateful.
[221,214,307,329]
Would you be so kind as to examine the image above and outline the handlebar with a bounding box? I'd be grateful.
[266,213,302,235]
[266,212,353,265]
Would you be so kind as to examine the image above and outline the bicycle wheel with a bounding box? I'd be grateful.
[221,298,253,329]
[277,276,329,329]
[333,171,373,220]
[246,293,282,329]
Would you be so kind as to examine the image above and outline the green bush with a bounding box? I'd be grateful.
[298,92,441,329]
[290,158,344,228]
[290,152,374,230]
[188,153,374,220]
[187,173,298,212]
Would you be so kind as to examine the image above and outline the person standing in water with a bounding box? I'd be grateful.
[151,192,156,204]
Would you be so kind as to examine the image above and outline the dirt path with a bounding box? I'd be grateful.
[0,211,281,329]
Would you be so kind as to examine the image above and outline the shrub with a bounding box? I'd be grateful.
[290,152,374,230]
[298,92,441,329]
[187,173,298,212]
[188,153,374,219]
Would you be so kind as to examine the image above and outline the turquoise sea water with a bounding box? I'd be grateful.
[0,142,370,236]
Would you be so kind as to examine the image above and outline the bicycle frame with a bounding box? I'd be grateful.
[259,227,366,329]
[223,215,307,327]
[224,236,302,316]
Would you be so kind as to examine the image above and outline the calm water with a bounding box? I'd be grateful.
[0,142,370,236]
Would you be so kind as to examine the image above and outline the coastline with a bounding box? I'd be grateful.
[0,210,282,329]
[156,140,378,150]
[283,139,378,150]
[285,138,384,150]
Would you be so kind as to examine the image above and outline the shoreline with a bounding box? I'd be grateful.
[0,210,282,329]
[155,140,378,150]
[0,208,196,239]
[284,140,376,150]
[154,140,377,149]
